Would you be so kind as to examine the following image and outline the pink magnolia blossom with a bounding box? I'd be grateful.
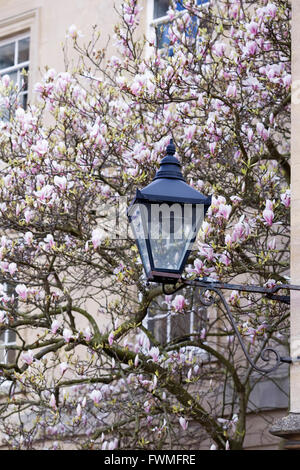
[179,417,188,431]
[226,84,237,98]
[66,24,83,39]
[134,354,139,367]
[63,328,73,343]
[209,195,227,214]
[225,234,233,248]
[24,209,34,224]
[213,42,226,57]
[265,3,277,18]
[256,122,269,141]
[264,279,277,289]
[219,252,231,266]
[149,346,160,362]
[280,189,291,208]
[229,290,240,306]
[51,319,61,334]
[265,199,275,210]
[217,203,232,220]
[50,393,57,409]
[171,295,187,313]
[247,128,254,142]
[16,284,29,301]
[2,74,11,88]
[21,350,34,365]
[108,332,114,346]
[263,208,274,226]
[44,234,55,250]
[267,238,276,250]
[84,326,93,342]
[200,221,212,238]
[24,231,33,245]
[184,125,197,141]
[187,259,206,276]
[91,228,104,250]
[163,295,173,306]
[54,175,67,191]
[0,311,6,324]
[108,439,119,450]
[32,139,48,156]
[198,244,215,261]
[244,40,257,56]
[76,403,82,417]
[230,195,242,205]
[8,263,17,276]
[90,389,102,404]
[246,21,259,36]
[209,142,216,154]
[232,217,250,242]
[283,74,291,89]
[34,184,54,203]
[59,362,68,374]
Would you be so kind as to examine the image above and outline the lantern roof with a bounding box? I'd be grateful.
[133,139,211,206]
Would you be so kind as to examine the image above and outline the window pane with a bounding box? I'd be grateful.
[6,348,15,364]
[155,22,171,49]
[20,93,28,109]
[0,331,5,343]
[7,329,16,343]
[154,0,170,19]
[148,317,168,345]
[171,312,190,341]
[0,348,5,362]
[18,37,30,63]
[7,70,17,85]
[20,66,29,91]
[0,42,15,69]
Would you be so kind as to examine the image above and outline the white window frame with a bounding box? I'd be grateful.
[0,32,30,108]
[0,8,39,103]
[145,309,199,344]
[148,0,210,51]
[0,328,16,365]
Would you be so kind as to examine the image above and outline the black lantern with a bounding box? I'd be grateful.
[128,140,211,284]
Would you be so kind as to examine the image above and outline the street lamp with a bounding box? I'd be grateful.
[127,139,211,284]
[128,139,300,374]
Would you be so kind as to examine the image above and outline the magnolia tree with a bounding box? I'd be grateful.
[0,0,290,450]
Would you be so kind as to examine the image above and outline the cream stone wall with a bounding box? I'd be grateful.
[290,0,300,413]
[0,0,148,97]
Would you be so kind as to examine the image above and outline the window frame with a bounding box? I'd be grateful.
[149,0,210,50]
[143,285,210,364]
[0,32,30,109]
[0,328,16,365]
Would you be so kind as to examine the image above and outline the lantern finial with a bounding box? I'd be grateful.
[166,138,176,155]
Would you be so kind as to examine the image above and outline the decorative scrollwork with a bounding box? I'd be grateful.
[162,280,288,374]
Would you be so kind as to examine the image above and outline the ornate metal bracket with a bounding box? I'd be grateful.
[162,278,300,374]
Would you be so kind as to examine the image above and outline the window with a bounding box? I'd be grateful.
[0,33,30,109]
[0,284,17,366]
[0,328,16,365]
[146,287,207,346]
[151,0,209,50]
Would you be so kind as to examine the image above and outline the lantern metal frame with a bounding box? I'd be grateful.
[127,139,211,284]
[163,277,300,374]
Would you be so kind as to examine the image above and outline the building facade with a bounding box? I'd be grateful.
[0,0,295,450]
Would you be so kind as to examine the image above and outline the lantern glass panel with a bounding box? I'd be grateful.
[149,203,204,271]
[129,202,151,275]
